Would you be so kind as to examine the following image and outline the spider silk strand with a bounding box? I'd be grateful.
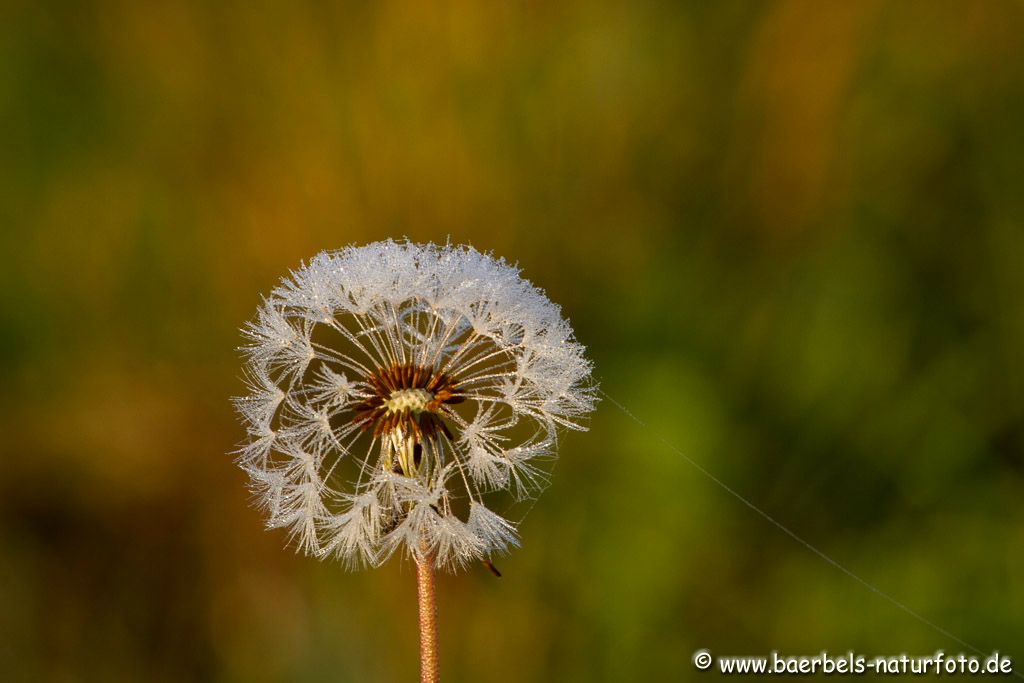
[600,388,1021,679]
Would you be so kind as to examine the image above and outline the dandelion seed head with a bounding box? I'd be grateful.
[232,239,597,571]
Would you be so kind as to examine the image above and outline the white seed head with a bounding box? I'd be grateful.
[232,239,597,571]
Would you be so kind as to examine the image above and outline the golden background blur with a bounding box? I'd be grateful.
[3,1,1024,681]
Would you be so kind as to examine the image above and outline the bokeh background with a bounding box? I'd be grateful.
[3,1,1024,681]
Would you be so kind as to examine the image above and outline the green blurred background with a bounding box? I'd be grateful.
[3,1,1024,680]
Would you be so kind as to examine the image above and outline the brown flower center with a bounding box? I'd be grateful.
[352,362,464,443]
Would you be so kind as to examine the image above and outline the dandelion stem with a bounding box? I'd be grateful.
[415,548,440,683]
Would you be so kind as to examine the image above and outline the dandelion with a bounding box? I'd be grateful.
[232,239,596,682]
